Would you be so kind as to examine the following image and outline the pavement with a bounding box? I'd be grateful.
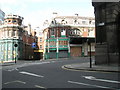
[0,60,38,66]
[63,62,120,73]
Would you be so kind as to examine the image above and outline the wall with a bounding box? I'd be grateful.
[92,2,120,65]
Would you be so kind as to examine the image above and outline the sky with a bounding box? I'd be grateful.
[0,0,95,28]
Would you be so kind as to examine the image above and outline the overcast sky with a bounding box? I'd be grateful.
[0,0,94,28]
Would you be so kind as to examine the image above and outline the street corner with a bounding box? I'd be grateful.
[61,64,83,71]
[62,63,120,73]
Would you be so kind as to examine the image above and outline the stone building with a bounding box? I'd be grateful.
[0,14,37,63]
[43,15,95,59]
[92,2,120,65]
[0,9,5,25]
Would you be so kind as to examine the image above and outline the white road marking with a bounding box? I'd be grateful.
[7,68,19,72]
[4,80,26,85]
[68,80,115,89]
[83,76,120,84]
[19,71,44,78]
[35,85,46,89]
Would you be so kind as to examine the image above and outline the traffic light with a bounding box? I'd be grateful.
[14,44,18,47]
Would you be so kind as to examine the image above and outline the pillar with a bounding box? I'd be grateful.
[68,39,70,58]
[56,38,59,59]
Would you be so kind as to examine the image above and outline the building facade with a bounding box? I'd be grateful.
[43,16,95,59]
[92,2,120,65]
[0,14,36,63]
[33,27,44,60]
[0,9,5,25]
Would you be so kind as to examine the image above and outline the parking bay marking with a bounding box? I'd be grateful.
[19,71,44,78]
[82,76,120,84]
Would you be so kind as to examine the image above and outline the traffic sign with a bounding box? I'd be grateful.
[14,44,18,47]
[32,43,36,48]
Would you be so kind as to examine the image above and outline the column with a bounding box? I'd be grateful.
[47,40,50,59]
[68,39,70,58]
[56,38,59,59]
[84,42,88,56]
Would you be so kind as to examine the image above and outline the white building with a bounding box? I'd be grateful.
[0,9,5,25]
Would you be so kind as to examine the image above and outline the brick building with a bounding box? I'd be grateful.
[92,2,120,65]
[43,15,95,59]
[0,14,37,63]
[33,27,44,60]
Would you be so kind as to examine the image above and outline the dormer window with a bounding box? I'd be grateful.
[13,20,17,23]
[8,20,11,23]
[89,20,92,24]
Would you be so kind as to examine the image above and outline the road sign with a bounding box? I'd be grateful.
[32,43,36,48]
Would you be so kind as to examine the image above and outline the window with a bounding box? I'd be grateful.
[76,30,81,35]
[1,44,4,51]
[5,20,7,23]
[92,21,95,25]
[61,29,66,36]
[82,21,86,24]
[89,21,92,24]
[51,29,55,36]
[8,44,11,50]
[8,20,11,23]
[40,38,42,42]
[40,45,42,49]
[12,20,17,23]
[12,31,15,37]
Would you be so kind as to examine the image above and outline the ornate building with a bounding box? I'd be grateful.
[0,9,5,25]
[43,15,95,59]
[0,14,37,63]
[92,2,120,65]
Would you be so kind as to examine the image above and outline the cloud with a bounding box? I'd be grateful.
[0,0,94,28]
[23,8,55,28]
[0,0,17,4]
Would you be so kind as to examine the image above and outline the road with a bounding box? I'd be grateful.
[2,58,120,89]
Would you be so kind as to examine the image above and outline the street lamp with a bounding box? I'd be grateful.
[87,39,92,68]
[14,43,18,63]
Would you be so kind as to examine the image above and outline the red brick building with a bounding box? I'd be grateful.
[43,15,95,59]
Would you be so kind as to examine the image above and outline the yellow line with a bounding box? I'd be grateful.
[61,65,112,73]
[35,85,46,89]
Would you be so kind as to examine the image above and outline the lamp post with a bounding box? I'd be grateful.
[87,39,92,68]
[14,43,18,63]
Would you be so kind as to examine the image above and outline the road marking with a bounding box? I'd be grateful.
[35,85,46,89]
[4,80,26,85]
[68,80,115,89]
[19,71,44,78]
[83,76,120,84]
[7,68,18,72]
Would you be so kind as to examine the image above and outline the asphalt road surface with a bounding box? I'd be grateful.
[2,58,120,90]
